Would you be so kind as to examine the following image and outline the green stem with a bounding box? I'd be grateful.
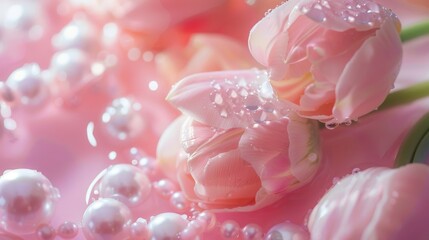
[378,80,429,111]
[400,20,429,42]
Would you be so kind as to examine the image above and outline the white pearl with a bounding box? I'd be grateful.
[148,212,188,240]
[82,198,132,240]
[52,18,98,51]
[220,220,240,239]
[101,97,145,141]
[49,48,91,94]
[98,164,152,207]
[0,169,59,234]
[6,64,49,105]
[265,222,310,240]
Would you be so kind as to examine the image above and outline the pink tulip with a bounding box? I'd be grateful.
[158,69,321,210]
[309,164,429,240]
[248,0,403,124]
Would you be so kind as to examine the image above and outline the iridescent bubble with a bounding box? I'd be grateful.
[0,169,60,234]
[82,198,132,240]
[196,211,216,231]
[170,192,190,211]
[6,64,49,106]
[148,212,188,240]
[98,164,152,207]
[153,179,176,198]
[129,218,150,240]
[101,98,145,141]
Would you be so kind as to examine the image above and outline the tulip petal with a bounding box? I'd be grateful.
[333,19,402,122]
[239,115,320,194]
[167,69,292,129]
[309,164,429,240]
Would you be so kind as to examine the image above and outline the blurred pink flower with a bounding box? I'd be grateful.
[248,0,403,124]
[156,34,257,84]
[157,69,321,210]
[309,163,429,239]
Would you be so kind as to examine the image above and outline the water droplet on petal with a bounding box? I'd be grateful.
[325,122,338,130]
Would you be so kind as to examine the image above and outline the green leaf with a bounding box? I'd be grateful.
[395,112,429,167]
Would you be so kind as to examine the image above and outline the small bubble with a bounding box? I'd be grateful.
[347,16,356,22]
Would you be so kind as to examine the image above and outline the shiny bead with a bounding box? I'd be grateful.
[0,169,59,234]
[265,222,310,240]
[49,48,91,93]
[220,220,240,239]
[36,224,56,240]
[57,221,79,239]
[6,64,48,105]
[196,211,216,231]
[170,191,190,211]
[101,98,145,141]
[52,18,98,51]
[129,218,150,240]
[148,212,188,240]
[99,164,151,207]
[153,179,176,198]
[82,198,132,240]
[242,224,263,240]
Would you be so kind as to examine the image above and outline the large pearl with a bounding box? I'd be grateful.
[6,64,48,105]
[82,198,132,240]
[148,212,188,240]
[101,98,145,141]
[99,164,151,207]
[0,169,59,235]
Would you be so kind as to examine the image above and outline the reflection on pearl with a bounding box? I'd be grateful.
[36,224,56,240]
[265,221,310,240]
[101,98,145,141]
[98,164,152,207]
[220,220,240,239]
[242,224,263,240]
[6,64,48,105]
[57,221,79,239]
[3,1,44,37]
[49,48,91,94]
[129,218,150,240]
[82,198,132,240]
[148,212,188,240]
[52,18,98,51]
[0,169,59,234]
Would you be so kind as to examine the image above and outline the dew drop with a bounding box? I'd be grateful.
[307,153,318,162]
[214,93,223,105]
[325,122,338,130]
[240,89,249,97]
[220,109,228,118]
[352,168,361,174]
[230,90,238,98]
[332,177,340,185]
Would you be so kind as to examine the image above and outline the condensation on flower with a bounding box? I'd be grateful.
[248,0,403,125]
[157,69,321,210]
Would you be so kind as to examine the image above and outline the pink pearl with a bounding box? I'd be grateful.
[52,18,99,52]
[242,224,263,240]
[170,191,190,211]
[49,48,91,94]
[57,221,79,239]
[265,222,310,240]
[36,224,56,240]
[148,212,188,240]
[196,211,216,230]
[101,98,146,141]
[6,64,49,106]
[0,169,59,234]
[99,164,151,207]
[153,179,177,198]
[129,218,150,240]
[220,220,240,239]
[82,198,132,240]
